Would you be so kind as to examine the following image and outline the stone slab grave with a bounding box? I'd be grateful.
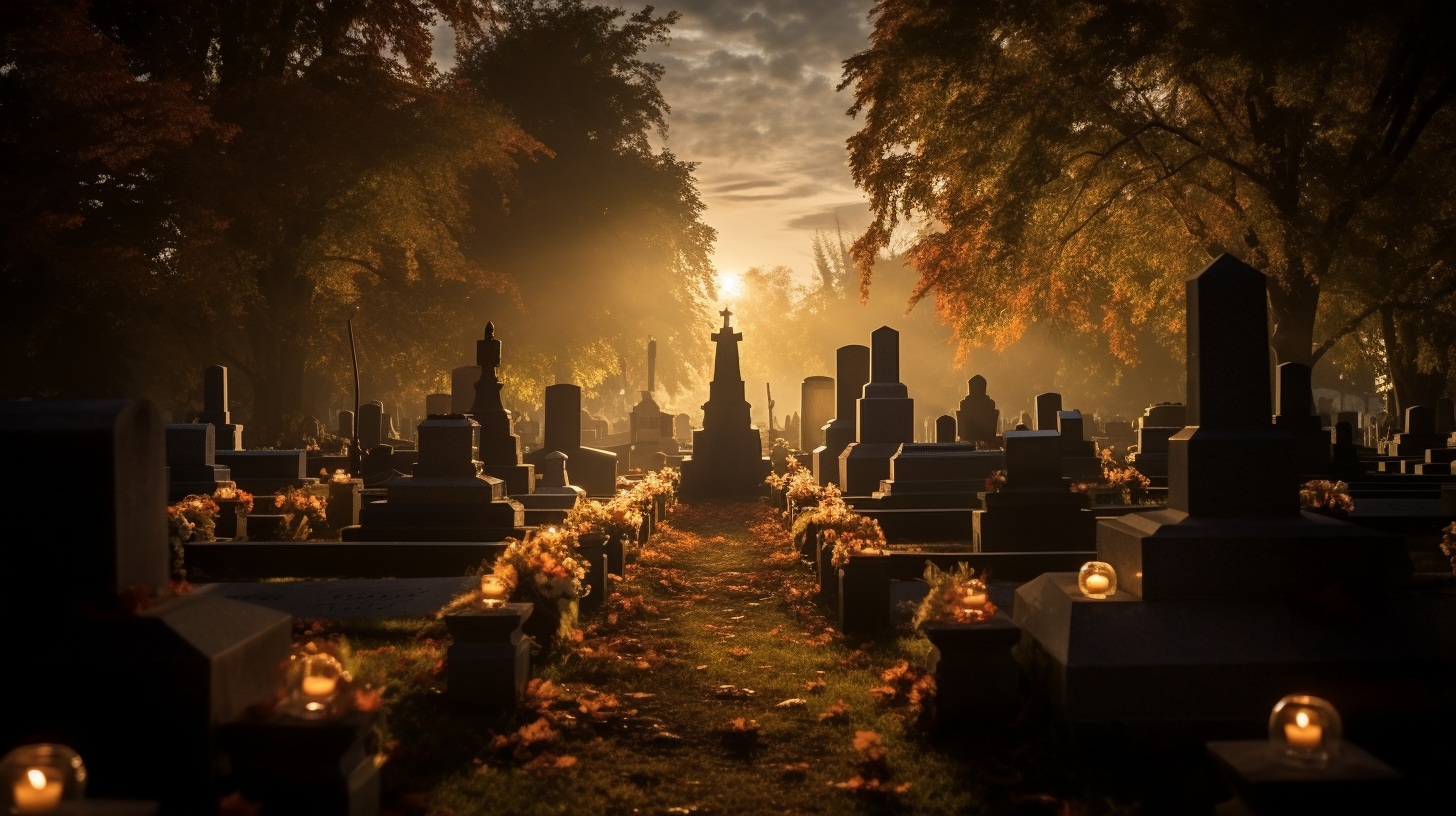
[680,307,771,497]
[201,576,476,618]
[197,364,244,450]
[524,383,618,497]
[466,322,535,495]
[0,399,290,810]
[215,448,318,496]
[1013,255,1451,777]
[342,415,526,542]
[973,430,1096,552]
[866,443,1005,541]
[165,422,232,501]
[841,326,915,495]
[185,540,507,580]
[814,344,869,487]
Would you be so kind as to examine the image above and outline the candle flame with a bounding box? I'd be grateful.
[26,769,46,789]
[1295,711,1309,728]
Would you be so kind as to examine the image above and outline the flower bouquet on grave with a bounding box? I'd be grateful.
[912,561,997,627]
[790,484,846,557]
[492,527,588,644]
[168,494,220,544]
[984,470,1007,493]
[1299,479,1354,516]
[1440,523,1456,575]
[269,487,327,540]
[828,514,888,568]
[1103,465,1152,505]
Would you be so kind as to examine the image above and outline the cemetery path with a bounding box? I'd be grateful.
[327,502,1110,816]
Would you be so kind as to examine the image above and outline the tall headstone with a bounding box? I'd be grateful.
[197,364,244,450]
[524,384,618,497]
[813,345,869,487]
[629,336,678,470]
[1034,393,1062,432]
[451,366,483,414]
[358,401,384,451]
[935,415,956,443]
[840,327,915,494]
[956,375,1000,446]
[1388,404,1446,456]
[337,409,355,439]
[1273,362,1331,473]
[0,400,290,807]
[165,423,232,501]
[800,377,835,456]
[466,322,534,494]
[679,308,772,497]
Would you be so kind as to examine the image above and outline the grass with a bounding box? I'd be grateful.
[318,501,1149,816]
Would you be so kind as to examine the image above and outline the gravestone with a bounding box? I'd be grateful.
[214,449,316,496]
[1331,420,1364,477]
[425,393,452,416]
[515,451,585,528]
[801,377,834,456]
[1387,404,1446,456]
[1057,410,1102,482]
[337,409,355,439]
[197,364,244,450]
[973,430,1095,552]
[165,423,232,501]
[1129,402,1185,487]
[358,401,385,451]
[674,413,693,444]
[524,384,618,496]
[935,415,956,443]
[342,416,526,541]
[872,442,1005,540]
[1015,411,1032,430]
[680,308,772,497]
[1014,254,1414,740]
[515,414,540,450]
[628,336,678,471]
[451,366,483,414]
[782,412,800,454]
[1273,362,1331,474]
[814,345,870,487]
[1437,398,1456,435]
[1034,392,1062,431]
[466,322,534,494]
[841,326,915,495]
[956,375,1000,446]
[0,399,290,808]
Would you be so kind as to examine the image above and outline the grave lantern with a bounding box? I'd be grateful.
[1,744,86,814]
[479,574,509,608]
[1268,694,1342,764]
[953,576,993,622]
[330,468,352,484]
[289,652,346,718]
[1077,561,1117,599]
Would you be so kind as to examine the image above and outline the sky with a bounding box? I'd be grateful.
[643,1,877,278]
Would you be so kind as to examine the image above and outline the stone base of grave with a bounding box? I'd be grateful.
[341,474,526,542]
[923,617,1023,728]
[973,491,1096,552]
[838,555,892,638]
[168,463,232,502]
[1012,573,1456,745]
[1129,452,1170,486]
[220,712,384,816]
[482,462,535,496]
[185,540,507,580]
[216,450,315,495]
[326,479,364,530]
[445,603,533,710]
[1061,456,1103,483]
[1096,509,1405,601]
[576,536,609,615]
[857,507,974,542]
[840,441,904,496]
[1387,433,1446,457]
[680,427,771,499]
[525,446,617,498]
[514,488,583,528]
[1207,740,1405,816]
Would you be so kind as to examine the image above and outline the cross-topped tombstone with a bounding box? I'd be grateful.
[956,375,1000,446]
[680,307,771,497]
[813,345,869,486]
[466,322,534,494]
[198,364,244,450]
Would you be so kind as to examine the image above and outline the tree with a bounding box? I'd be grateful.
[453,0,716,413]
[841,0,1456,409]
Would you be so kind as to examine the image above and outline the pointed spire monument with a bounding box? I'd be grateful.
[680,307,771,497]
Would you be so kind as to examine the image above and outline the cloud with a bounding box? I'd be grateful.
[646,1,877,273]
[784,201,873,232]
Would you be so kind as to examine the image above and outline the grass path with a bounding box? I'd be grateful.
[330,501,1128,816]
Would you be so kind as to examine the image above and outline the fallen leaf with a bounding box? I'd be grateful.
[775,698,808,708]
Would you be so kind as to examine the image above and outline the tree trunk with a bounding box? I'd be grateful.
[243,256,311,445]
[1267,274,1319,367]
[1381,307,1450,420]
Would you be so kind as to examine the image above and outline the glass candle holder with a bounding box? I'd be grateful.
[331,469,352,484]
[215,481,238,501]
[292,652,344,717]
[961,578,989,610]
[1077,561,1117,598]
[1269,694,1342,764]
[480,574,510,608]
[1,744,86,815]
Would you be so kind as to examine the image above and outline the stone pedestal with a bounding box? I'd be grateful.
[221,712,383,816]
[869,444,1003,540]
[1130,402,1184,486]
[165,423,232,501]
[1207,740,1404,816]
[838,554,892,638]
[445,603,533,710]
[841,327,914,495]
[814,345,869,486]
[326,478,364,530]
[681,308,771,497]
[923,616,1022,728]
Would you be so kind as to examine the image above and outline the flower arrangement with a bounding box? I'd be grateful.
[790,483,845,552]
[632,469,676,502]
[1103,465,1152,505]
[167,494,220,544]
[827,514,888,567]
[270,487,327,540]
[212,482,254,514]
[490,527,589,639]
[1440,522,1456,575]
[984,470,1007,493]
[329,469,353,484]
[565,498,641,540]
[912,561,997,627]
[1300,480,1354,516]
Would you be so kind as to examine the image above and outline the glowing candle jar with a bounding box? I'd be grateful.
[480,574,510,609]
[1077,561,1117,599]
[1269,694,1342,764]
[1,745,85,814]
[962,578,989,609]
[293,652,345,717]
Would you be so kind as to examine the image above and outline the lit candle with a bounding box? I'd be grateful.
[1284,710,1323,750]
[301,674,337,698]
[480,575,509,608]
[12,767,62,814]
[963,589,988,609]
[1084,573,1110,595]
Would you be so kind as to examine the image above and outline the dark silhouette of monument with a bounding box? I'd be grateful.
[680,308,770,497]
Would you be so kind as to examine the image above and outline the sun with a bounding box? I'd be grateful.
[715,270,742,302]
